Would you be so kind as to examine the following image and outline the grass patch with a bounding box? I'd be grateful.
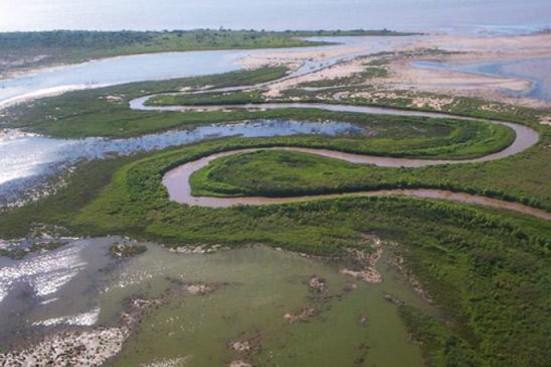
[0,157,132,238]
[148,90,264,106]
[1,137,551,366]
[3,66,289,138]
[189,129,550,210]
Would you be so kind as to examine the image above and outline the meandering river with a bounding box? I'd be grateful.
[2,3,551,364]
[0,35,547,222]
[147,104,546,219]
[0,36,415,203]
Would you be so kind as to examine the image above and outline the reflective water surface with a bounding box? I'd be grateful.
[413,57,551,102]
[0,120,364,205]
[0,238,430,366]
[0,36,409,203]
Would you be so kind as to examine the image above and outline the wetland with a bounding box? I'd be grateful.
[1,13,551,367]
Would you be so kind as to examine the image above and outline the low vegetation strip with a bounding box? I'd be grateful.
[136,101,522,160]
[0,29,415,76]
[2,67,291,137]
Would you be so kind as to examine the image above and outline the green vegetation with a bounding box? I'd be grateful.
[147,90,264,106]
[0,29,415,76]
[2,34,551,366]
[0,157,132,239]
[81,143,551,367]
[399,305,482,366]
[188,128,551,210]
[3,67,290,137]
[0,30,317,75]
[190,149,373,197]
[1,134,550,366]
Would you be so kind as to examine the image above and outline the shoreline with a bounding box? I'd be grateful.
[1,31,400,81]
[237,32,551,107]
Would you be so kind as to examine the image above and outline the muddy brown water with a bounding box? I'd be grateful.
[163,147,551,220]
[143,100,547,219]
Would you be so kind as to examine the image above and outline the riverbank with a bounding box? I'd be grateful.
[0,29,415,78]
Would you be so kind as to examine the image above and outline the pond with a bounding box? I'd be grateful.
[0,237,431,366]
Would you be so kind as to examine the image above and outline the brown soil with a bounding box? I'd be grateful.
[283,307,319,324]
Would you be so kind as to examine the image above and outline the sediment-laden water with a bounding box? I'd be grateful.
[163,147,551,220]
[0,238,430,366]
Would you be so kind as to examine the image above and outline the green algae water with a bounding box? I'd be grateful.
[0,238,428,365]
[103,245,427,366]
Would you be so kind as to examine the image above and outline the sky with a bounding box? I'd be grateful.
[0,0,550,33]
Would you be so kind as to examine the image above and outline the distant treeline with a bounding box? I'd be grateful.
[0,29,417,50]
[0,28,418,76]
[0,30,155,49]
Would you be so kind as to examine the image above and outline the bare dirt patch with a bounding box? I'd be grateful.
[308,275,327,293]
[228,360,253,367]
[340,238,384,284]
[540,116,551,126]
[0,297,159,367]
[283,307,319,324]
[264,58,366,97]
[0,279,223,366]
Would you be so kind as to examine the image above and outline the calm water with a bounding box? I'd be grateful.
[464,58,551,102]
[0,238,429,366]
[414,58,551,102]
[0,120,364,206]
[0,36,410,109]
[0,35,409,204]
[1,0,550,34]
[0,51,245,108]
